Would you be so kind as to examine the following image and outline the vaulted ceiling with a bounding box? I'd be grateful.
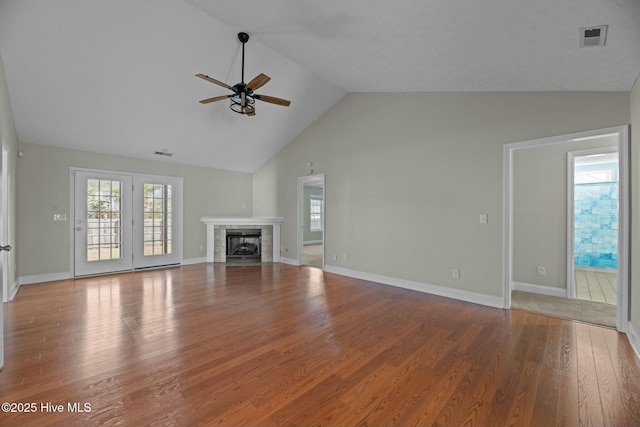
[1,0,638,172]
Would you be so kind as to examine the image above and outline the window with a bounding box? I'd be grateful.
[575,166,616,184]
[143,183,172,256]
[310,195,323,232]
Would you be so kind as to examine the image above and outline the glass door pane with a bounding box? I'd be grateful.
[143,183,172,256]
[133,175,182,269]
[74,171,132,276]
[86,178,122,261]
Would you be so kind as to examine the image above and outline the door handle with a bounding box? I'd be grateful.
[0,244,11,252]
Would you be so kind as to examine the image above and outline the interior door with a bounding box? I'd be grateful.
[74,171,133,276]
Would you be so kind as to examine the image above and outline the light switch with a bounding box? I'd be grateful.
[53,214,67,221]
[479,214,488,224]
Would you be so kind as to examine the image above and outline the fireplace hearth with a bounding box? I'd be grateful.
[226,229,262,261]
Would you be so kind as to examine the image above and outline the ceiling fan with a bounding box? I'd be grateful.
[196,32,291,116]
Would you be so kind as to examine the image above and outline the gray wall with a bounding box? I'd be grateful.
[512,135,618,289]
[631,73,640,336]
[17,142,253,277]
[303,186,323,242]
[253,92,629,298]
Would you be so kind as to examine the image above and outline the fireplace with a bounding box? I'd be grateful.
[226,229,262,261]
[201,217,283,263]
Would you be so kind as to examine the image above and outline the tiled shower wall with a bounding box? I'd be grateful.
[574,181,618,269]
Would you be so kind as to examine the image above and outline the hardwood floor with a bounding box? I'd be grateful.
[1,263,639,426]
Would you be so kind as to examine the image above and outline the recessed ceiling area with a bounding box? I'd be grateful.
[1,0,639,173]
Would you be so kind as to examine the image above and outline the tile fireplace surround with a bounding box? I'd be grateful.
[200,217,284,263]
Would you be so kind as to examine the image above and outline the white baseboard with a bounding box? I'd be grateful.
[512,282,567,298]
[19,271,73,285]
[7,279,20,301]
[324,265,504,309]
[181,257,207,265]
[280,257,300,266]
[628,322,640,360]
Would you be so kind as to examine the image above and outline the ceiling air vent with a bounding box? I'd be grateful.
[580,25,608,47]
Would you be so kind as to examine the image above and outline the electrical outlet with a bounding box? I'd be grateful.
[536,266,546,276]
[452,269,460,279]
[343,254,349,262]
[479,214,488,224]
[333,254,337,261]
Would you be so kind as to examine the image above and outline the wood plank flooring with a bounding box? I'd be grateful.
[1,263,639,426]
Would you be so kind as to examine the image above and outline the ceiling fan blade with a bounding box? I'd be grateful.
[195,73,231,89]
[199,95,230,104]
[247,73,270,91]
[255,94,291,107]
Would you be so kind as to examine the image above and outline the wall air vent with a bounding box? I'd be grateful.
[579,25,608,47]
[154,150,173,157]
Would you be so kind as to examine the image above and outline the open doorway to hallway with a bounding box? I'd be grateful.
[505,126,628,331]
[297,174,324,269]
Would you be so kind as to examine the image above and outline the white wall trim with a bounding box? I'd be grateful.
[280,256,300,266]
[8,279,19,301]
[303,240,323,245]
[181,257,207,265]
[512,281,567,298]
[19,271,73,285]
[324,265,504,309]
[627,322,640,360]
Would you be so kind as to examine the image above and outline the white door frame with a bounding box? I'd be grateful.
[503,125,629,332]
[0,142,5,369]
[297,173,325,267]
[1,143,9,302]
[566,146,619,300]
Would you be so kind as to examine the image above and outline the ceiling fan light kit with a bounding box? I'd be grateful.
[196,32,291,117]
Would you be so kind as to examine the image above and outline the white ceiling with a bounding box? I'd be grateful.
[1,0,639,173]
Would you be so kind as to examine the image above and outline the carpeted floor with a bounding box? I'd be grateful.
[303,243,323,268]
[511,290,616,328]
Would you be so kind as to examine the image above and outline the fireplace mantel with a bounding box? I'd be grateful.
[200,217,283,263]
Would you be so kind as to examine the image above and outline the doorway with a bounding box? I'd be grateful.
[73,169,183,276]
[568,148,619,305]
[504,126,629,332]
[297,174,324,268]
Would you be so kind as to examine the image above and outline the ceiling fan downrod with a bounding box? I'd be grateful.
[229,32,254,114]
[238,32,249,84]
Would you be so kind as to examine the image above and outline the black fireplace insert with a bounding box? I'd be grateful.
[226,229,262,261]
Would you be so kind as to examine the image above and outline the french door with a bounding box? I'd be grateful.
[74,170,182,276]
